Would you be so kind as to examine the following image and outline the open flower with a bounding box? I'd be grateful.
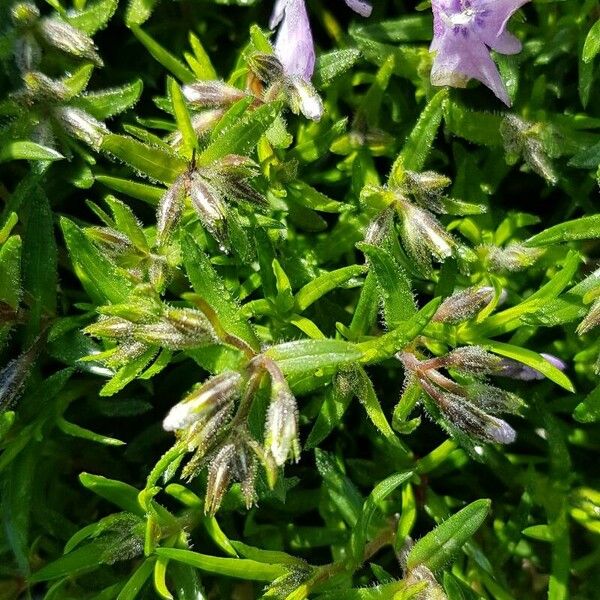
[430,0,529,105]
[270,0,372,81]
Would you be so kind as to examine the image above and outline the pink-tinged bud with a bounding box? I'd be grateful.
[156,175,185,245]
[497,353,566,381]
[433,286,497,324]
[163,371,242,432]
[232,446,257,509]
[265,381,300,466]
[182,81,247,107]
[53,106,108,149]
[205,443,235,515]
[221,177,267,208]
[404,170,451,213]
[37,17,103,66]
[437,391,516,444]
[577,298,600,336]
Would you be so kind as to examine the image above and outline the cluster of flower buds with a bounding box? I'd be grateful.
[398,348,526,444]
[9,2,109,150]
[162,354,300,514]
[84,288,217,368]
[501,115,558,185]
[361,170,468,274]
[155,154,267,250]
[433,285,506,324]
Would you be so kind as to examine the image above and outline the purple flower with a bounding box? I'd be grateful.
[270,0,372,80]
[430,0,529,105]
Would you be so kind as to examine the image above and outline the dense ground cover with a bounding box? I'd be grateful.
[1,0,599,598]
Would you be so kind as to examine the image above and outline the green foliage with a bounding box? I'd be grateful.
[0,1,599,599]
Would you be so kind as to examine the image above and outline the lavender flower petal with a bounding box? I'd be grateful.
[430,0,530,105]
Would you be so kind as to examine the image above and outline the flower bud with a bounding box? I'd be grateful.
[37,17,103,66]
[189,173,228,241]
[84,316,135,339]
[156,175,185,245]
[86,227,134,256]
[433,286,496,324]
[265,381,300,466]
[182,81,247,107]
[248,53,284,84]
[163,371,242,432]
[464,382,524,415]
[22,71,71,102]
[577,298,600,335]
[221,177,267,208]
[484,243,544,272]
[53,106,108,149]
[497,353,566,381]
[205,443,235,515]
[10,2,40,27]
[164,307,215,339]
[14,33,41,72]
[397,201,455,271]
[364,208,393,247]
[104,340,149,369]
[286,76,323,121]
[134,318,213,350]
[441,346,502,375]
[437,391,516,444]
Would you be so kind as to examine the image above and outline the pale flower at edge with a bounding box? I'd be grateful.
[430,0,530,105]
[270,0,372,81]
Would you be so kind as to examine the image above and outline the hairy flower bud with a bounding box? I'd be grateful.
[441,346,503,375]
[496,353,566,381]
[182,81,247,107]
[436,390,516,444]
[134,318,214,350]
[464,382,525,415]
[286,76,323,121]
[84,316,135,339]
[14,33,41,72]
[364,208,394,247]
[22,71,71,102]
[484,243,544,272]
[156,175,185,246]
[53,106,108,149]
[205,443,235,515]
[189,173,228,242]
[433,286,497,324]
[248,53,285,84]
[10,2,39,26]
[163,371,242,432]
[265,381,300,466]
[577,297,600,336]
[164,307,215,339]
[397,200,455,271]
[37,17,103,66]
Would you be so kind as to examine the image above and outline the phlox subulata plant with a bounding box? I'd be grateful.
[0,0,599,599]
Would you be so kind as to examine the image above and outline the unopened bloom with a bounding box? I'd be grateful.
[270,0,371,81]
[430,0,529,105]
